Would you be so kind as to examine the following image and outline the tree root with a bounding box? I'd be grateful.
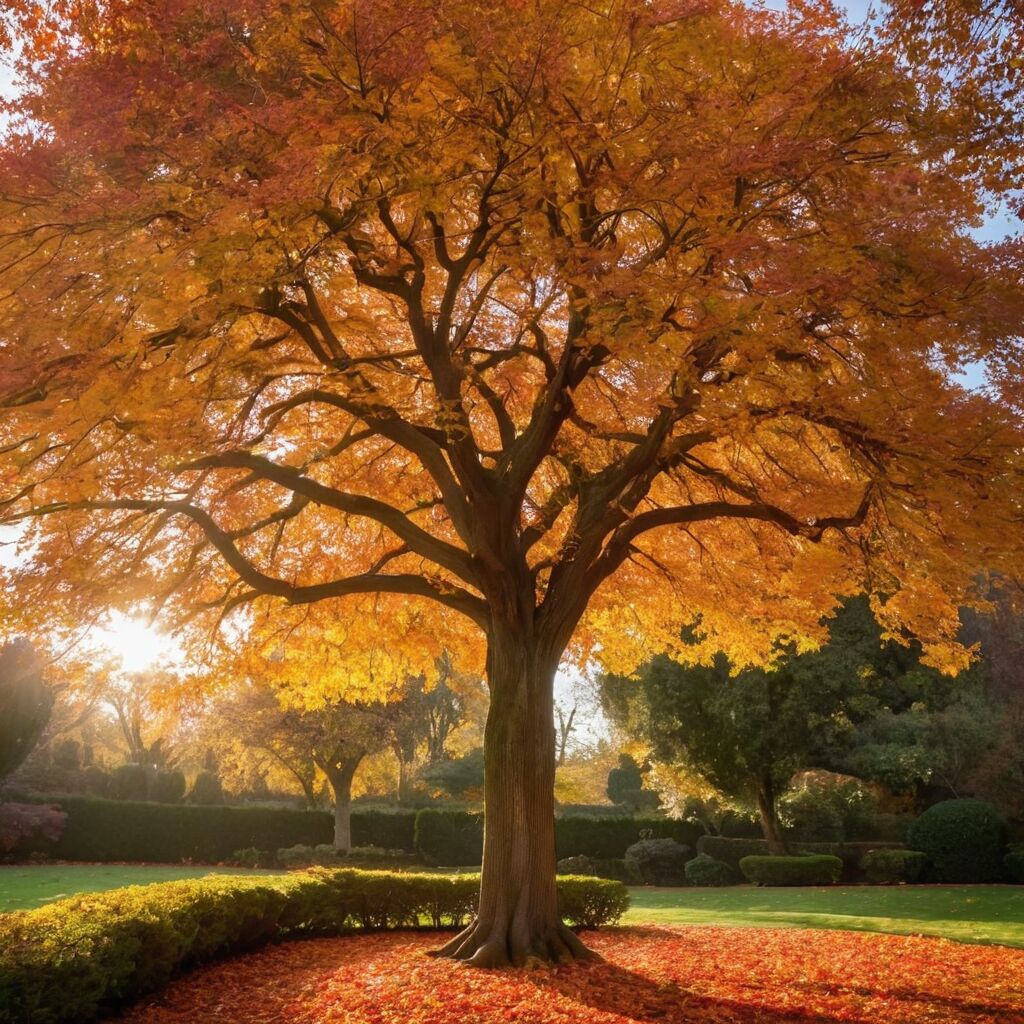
[429,919,600,968]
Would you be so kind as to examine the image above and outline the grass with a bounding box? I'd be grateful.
[0,864,271,913]
[4,866,1022,950]
[624,884,1024,948]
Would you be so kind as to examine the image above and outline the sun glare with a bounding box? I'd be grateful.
[92,612,181,673]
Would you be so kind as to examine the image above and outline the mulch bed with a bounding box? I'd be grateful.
[111,926,1024,1023]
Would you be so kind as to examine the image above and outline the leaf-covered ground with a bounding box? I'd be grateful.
[112,926,1024,1024]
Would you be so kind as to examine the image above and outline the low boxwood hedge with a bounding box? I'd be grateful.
[859,848,929,885]
[739,854,843,886]
[697,835,902,882]
[0,869,627,1024]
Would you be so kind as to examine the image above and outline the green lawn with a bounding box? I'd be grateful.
[0,864,271,913]
[624,885,1024,948]
[4,867,1022,950]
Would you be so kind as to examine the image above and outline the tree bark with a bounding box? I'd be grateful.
[432,627,594,967]
[755,775,789,855]
[323,754,362,853]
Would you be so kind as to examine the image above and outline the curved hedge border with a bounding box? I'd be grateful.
[0,869,627,1024]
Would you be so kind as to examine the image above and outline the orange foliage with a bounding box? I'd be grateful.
[0,0,1021,684]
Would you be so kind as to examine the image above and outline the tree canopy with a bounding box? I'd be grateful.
[0,0,1020,676]
[0,0,1021,965]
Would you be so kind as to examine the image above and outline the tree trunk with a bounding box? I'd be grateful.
[324,755,362,853]
[432,628,594,967]
[755,776,788,855]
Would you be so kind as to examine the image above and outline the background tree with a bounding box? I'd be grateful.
[601,598,937,852]
[605,754,660,813]
[0,640,51,785]
[1,0,1022,964]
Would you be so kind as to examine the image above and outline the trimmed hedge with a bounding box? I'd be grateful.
[906,799,1007,883]
[352,808,417,852]
[624,838,689,885]
[556,816,700,859]
[859,848,929,885]
[414,808,484,865]
[25,798,419,864]
[684,853,737,887]
[0,869,627,1024]
[414,809,702,866]
[739,854,843,886]
[696,835,902,882]
[45,796,333,862]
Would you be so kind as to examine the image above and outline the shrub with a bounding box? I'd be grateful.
[625,838,689,886]
[149,770,186,804]
[556,855,643,885]
[739,854,842,886]
[859,848,929,884]
[188,770,224,805]
[81,765,110,797]
[278,843,345,868]
[780,775,878,843]
[555,815,700,859]
[1004,849,1024,884]
[411,808,701,865]
[109,763,149,801]
[696,835,902,882]
[557,875,631,928]
[0,802,66,858]
[685,853,737,887]
[414,808,483,865]
[351,808,417,851]
[0,870,627,1024]
[229,847,275,869]
[44,796,332,862]
[906,799,1007,883]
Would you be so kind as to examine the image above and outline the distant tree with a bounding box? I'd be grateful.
[606,754,660,813]
[555,704,577,769]
[600,598,913,852]
[0,640,52,784]
[421,747,486,801]
[104,671,183,770]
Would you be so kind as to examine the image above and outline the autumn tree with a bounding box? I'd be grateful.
[0,640,51,783]
[1,0,1022,964]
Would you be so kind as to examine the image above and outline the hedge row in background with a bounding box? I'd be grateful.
[45,796,333,863]
[0,869,628,1024]
[740,854,843,886]
[28,798,703,867]
[26,798,422,864]
[696,835,903,882]
[415,809,702,866]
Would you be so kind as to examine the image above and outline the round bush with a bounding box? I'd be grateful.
[684,853,737,887]
[624,838,689,886]
[906,799,1006,883]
